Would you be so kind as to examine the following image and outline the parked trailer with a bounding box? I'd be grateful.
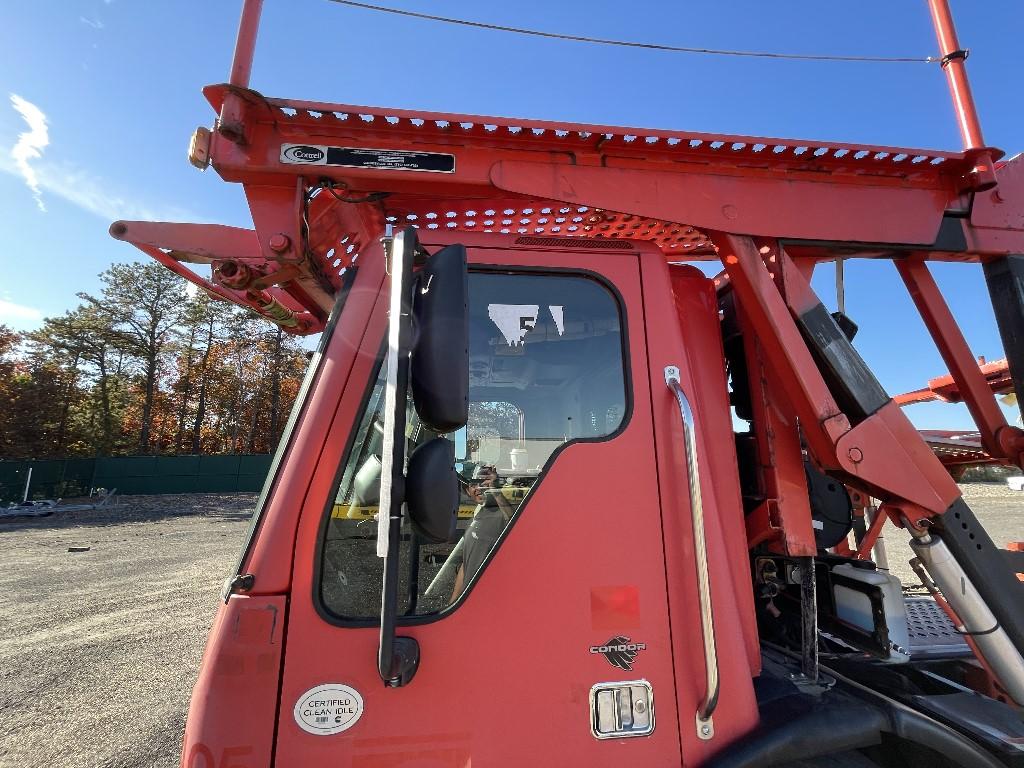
[112,1,1024,765]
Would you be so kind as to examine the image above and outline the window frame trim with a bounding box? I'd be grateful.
[312,263,636,628]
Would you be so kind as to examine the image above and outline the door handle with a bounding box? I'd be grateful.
[664,366,719,740]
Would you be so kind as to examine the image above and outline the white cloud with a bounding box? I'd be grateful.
[9,94,49,212]
[27,159,204,223]
[79,16,104,30]
[0,299,43,324]
[0,152,206,224]
[3,95,207,225]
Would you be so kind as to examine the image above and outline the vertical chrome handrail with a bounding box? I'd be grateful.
[664,366,720,740]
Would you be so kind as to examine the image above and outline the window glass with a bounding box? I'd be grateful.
[320,271,626,620]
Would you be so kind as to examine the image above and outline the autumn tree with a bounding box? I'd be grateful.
[79,262,187,453]
[0,334,69,458]
[0,266,313,460]
[185,294,235,453]
[27,306,131,455]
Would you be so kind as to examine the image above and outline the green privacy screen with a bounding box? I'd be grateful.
[0,454,273,503]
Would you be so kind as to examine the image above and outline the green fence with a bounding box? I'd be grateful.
[0,454,272,503]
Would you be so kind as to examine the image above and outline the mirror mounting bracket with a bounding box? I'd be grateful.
[381,636,420,688]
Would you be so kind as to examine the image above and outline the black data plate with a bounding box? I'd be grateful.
[280,144,455,173]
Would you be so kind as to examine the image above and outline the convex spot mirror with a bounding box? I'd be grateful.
[405,437,458,543]
[352,455,382,506]
[411,244,468,434]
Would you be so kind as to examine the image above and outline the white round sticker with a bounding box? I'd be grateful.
[294,684,364,735]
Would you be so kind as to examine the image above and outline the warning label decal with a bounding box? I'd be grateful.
[280,143,455,173]
[293,683,364,736]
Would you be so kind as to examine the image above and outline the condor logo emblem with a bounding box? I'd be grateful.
[590,636,646,671]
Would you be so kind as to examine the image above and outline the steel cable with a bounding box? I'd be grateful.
[326,0,939,64]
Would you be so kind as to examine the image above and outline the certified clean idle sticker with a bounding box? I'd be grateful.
[294,684,364,735]
[280,143,455,173]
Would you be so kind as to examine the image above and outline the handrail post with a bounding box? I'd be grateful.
[219,0,265,144]
[229,0,264,88]
[926,0,996,191]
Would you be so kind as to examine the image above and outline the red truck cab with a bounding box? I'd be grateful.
[111,2,1024,765]
[183,232,761,766]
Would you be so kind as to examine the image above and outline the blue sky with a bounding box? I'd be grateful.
[1,0,1021,429]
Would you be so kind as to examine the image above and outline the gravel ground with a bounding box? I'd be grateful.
[883,482,1023,585]
[0,494,255,768]
[0,485,1020,768]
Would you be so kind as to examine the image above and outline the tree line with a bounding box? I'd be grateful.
[0,262,311,459]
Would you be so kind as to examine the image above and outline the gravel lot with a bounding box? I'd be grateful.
[885,482,1024,585]
[0,494,255,768]
[0,485,1020,768]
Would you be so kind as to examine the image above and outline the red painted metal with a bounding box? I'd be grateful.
[926,0,997,191]
[733,241,817,557]
[854,505,890,560]
[272,239,760,765]
[220,0,264,144]
[241,245,386,594]
[715,234,851,462]
[896,259,1024,467]
[918,430,993,470]
[228,0,262,88]
[665,262,762,674]
[739,358,816,556]
[180,594,285,768]
[114,80,1024,334]
[896,359,1013,405]
[641,253,761,759]
[106,3,1024,762]
[718,234,961,516]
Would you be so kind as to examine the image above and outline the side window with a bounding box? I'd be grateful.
[319,271,627,621]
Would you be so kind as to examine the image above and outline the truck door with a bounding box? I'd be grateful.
[275,236,684,766]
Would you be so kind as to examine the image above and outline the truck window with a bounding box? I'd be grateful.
[318,270,627,622]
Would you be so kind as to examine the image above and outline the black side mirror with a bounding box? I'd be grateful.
[405,437,458,543]
[377,228,467,689]
[411,244,468,433]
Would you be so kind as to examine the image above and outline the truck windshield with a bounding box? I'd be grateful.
[319,270,627,621]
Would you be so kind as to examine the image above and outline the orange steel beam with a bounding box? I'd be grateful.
[897,259,1024,467]
[895,359,1013,405]
[855,507,889,561]
[926,0,997,191]
[220,0,264,145]
[737,307,817,557]
[718,233,960,515]
[717,235,850,461]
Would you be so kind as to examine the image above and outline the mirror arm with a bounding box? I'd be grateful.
[376,227,420,688]
[378,509,419,686]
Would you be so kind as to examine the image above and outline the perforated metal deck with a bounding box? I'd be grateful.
[905,596,972,659]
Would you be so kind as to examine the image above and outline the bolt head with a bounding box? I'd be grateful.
[847,447,863,463]
[701,724,711,735]
[268,233,290,253]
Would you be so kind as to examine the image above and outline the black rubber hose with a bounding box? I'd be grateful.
[714,647,1007,768]
[711,703,887,768]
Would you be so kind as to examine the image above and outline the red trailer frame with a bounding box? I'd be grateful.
[109,2,1024,763]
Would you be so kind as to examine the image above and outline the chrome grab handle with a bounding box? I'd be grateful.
[664,366,719,740]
